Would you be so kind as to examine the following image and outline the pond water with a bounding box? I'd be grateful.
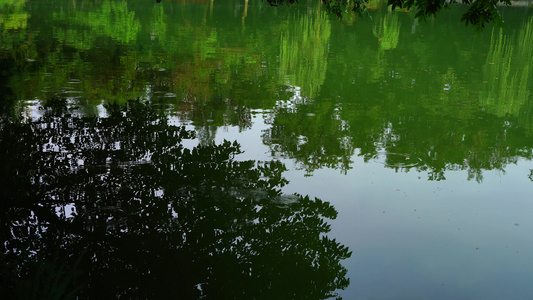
[1,0,533,299]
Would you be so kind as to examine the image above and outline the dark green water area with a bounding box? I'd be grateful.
[1,0,533,298]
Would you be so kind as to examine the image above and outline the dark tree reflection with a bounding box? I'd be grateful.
[0,99,351,299]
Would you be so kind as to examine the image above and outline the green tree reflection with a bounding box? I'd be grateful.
[0,0,28,31]
[481,17,533,119]
[373,12,400,51]
[3,0,533,185]
[279,9,331,99]
[2,0,284,138]
[0,100,351,299]
[53,0,141,44]
[262,95,354,175]
[266,11,533,182]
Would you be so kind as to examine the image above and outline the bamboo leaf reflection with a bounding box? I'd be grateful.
[267,13,533,182]
[0,100,351,299]
[279,8,331,99]
[373,12,400,51]
[53,0,141,44]
[482,17,533,118]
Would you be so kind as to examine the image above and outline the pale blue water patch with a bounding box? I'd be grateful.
[211,109,277,162]
[283,155,533,299]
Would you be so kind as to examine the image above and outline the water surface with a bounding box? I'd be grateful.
[1,0,533,298]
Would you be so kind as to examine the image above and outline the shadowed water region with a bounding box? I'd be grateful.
[1,0,533,298]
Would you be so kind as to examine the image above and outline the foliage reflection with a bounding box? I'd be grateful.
[2,0,533,184]
[0,100,351,299]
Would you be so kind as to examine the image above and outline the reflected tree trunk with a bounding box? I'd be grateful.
[242,0,249,26]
